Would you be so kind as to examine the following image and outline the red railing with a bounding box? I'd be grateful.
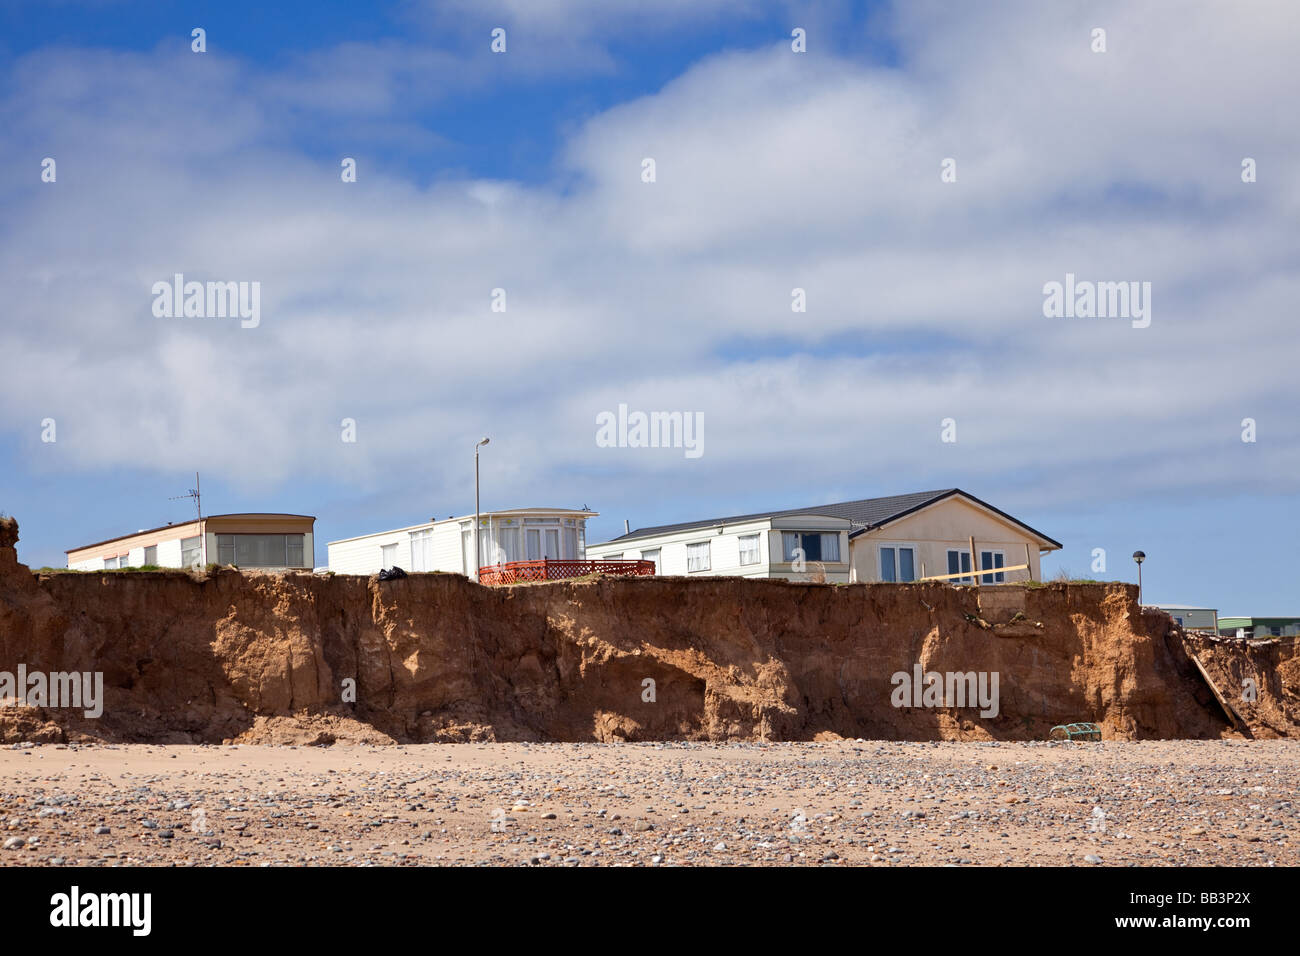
[478,558,656,586]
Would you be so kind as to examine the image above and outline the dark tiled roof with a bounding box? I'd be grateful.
[601,488,1061,549]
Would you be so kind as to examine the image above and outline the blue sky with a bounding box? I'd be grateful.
[0,0,1297,614]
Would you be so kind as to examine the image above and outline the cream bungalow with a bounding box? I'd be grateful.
[585,489,1061,583]
[327,507,596,576]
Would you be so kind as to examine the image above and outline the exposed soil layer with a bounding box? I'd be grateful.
[0,517,1289,744]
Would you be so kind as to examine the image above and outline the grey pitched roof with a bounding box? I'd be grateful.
[600,488,1062,549]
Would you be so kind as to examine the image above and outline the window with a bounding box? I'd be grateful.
[879,546,916,582]
[606,553,623,560]
[496,527,521,563]
[640,549,660,573]
[380,543,398,568]
[782,532,841,563]
[563,527,578,559]
[946,549,973,584]
[410,530,434,572]
[979,550,1006,584]
[143,545,157,566]
[216,534,308,568]
[738,534,761,566]
[118,554,131,568]
[687,541,711,572]
[103,555,117,569]
[181,536,202,568]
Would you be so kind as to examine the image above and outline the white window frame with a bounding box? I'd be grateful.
[409,529,434,572]
[686,540,711,572]
[978,549,1006,584]
[878,544,917,583]
[781,531,841,564]
[640,548,660,573]
[181,536,202,569]
[380,543,398,568]
[738,534,761,566]
[946,548,974,585]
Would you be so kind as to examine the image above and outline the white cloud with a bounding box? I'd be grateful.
[1,0,1297,525]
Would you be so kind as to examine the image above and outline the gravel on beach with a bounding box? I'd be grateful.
[0,739,1294,867]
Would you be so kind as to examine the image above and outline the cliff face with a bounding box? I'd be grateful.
[0,517,1278,744]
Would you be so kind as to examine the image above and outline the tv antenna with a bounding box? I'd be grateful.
[169,473,205,565]
[169,472,203,523]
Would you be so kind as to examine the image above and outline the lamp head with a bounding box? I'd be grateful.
[1132,550,1145,565]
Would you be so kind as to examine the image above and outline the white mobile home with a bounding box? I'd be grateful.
[327,507,596,576]
[586,489,1061,584]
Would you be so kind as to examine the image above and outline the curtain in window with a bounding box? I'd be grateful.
[409,531,433,571]
[496,527,520,563]
[687,541,710,571]
[738,535,760,565]
[782,532,799,561]
[820,534,840,562]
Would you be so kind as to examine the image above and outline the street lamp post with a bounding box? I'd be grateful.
[1132,550,1146,604]
[474,437,490,582]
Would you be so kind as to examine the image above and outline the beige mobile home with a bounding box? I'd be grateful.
[66,513,316,570]
[585,489,1061,583]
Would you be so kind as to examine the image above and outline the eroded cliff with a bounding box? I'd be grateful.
[0,516,1284,744]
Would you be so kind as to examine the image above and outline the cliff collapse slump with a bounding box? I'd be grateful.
[0,517,1284,744]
